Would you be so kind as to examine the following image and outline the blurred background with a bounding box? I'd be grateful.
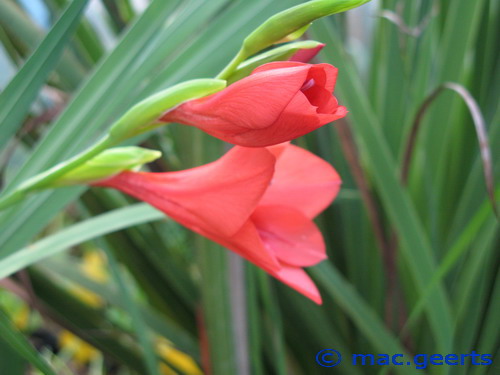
[0,0,498,374]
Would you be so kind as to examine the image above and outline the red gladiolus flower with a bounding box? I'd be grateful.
[93,144,341,304]
[161,62,347,147]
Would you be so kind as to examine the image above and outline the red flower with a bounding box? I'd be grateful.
[94,144,341,304]
[161,62,347,147]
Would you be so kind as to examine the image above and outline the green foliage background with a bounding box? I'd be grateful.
[0,0,498,374]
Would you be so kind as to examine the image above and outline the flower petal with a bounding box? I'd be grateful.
[95,147,276,237]
[261,144,341,218]
[252,62,337,93]
[251,61,311,73]
[309,63,338,92]
[301,84,338,113]
[272,265,322,304]
[162,65,310,135]
[289,44,325,63]
[317,105,348,124]
[212,220,281,273]
[252,205,326,267]
[162,62,344,147]
[233,90,322,146]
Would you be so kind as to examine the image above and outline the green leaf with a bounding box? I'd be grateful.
[0,204,163,279]
[312,263,420,375]
[104,249,160,375]
[311,18,454,353]
[0,338,27,374]
[0,309,57,375]
[0,0,222,254]
[0,0,89,151]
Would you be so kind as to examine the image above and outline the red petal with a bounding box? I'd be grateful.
[212,220,281,273]
[265,142,290,159]
[289,44,325,63]
[162,62,344,147]
[231,91,320,146]
[317,104,348,123]
[252,61,311,74]
[308,63,338,92]
[261,144,341,218]
[96,147,276,237]
[162,65,310,135]
[301,84,338,113]
[252,205,326,267]
[253,62,338,93]
[272,265,322,304]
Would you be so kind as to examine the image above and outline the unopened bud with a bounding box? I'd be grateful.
[242,0,370,57]
[54,147,162,186]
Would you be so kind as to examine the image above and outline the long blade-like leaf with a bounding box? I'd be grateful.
[0,203,163,279]
[0,309,58,375]
[0,0,89,150]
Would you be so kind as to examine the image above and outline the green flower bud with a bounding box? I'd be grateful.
[109,79,226,142]
[54,147,162,186]
[276,23,312,44]
[243,0,370,56]
[217,0,370,79]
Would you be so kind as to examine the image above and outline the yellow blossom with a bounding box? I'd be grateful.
[70,251,108,307]
[81,251,109,283]
[156,337,203,375]
[59,330,99,365]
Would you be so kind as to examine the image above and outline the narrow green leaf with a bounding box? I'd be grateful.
[0,309,57,375]
[311,19,454,353]
[104,249,160,375]
[0,204,163,278]
[198,240,237,375]
[257,271,287,375]
[0,0,89,150]
[402,197,498,334]
[0,0,86,89]
[469,268,500,375]
[312,263,420,375]
[0,338,26,374]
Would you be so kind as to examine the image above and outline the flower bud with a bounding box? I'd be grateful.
[217,0,370,79]
[54,147,162,186]
[162,62,347,147]
[242,0,370,57]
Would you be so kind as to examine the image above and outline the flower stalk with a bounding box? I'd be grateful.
[0,135,113,210]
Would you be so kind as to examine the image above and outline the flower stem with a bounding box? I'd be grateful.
[0,135,115,211]
[216,49,247,80]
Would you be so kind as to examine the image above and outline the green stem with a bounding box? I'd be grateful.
[0,135,115,211]
[216,48,247,80]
